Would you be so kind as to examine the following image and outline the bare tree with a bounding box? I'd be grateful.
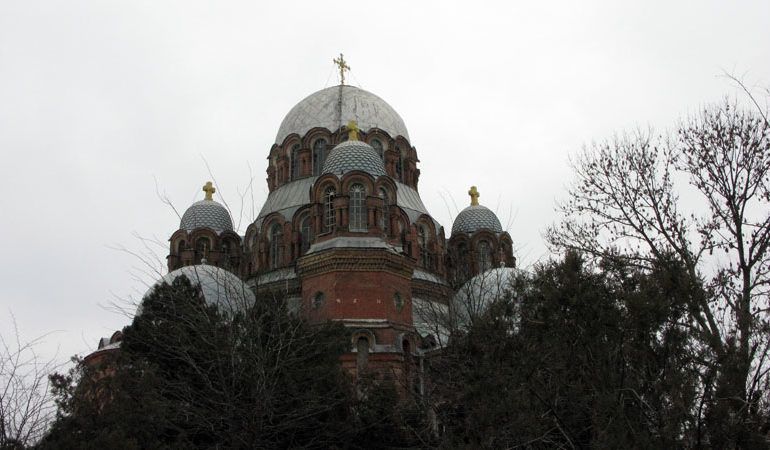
[548,94,770,445]
[0,315,59,448]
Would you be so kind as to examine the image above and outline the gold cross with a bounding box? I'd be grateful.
[468,186,480,206]
[333,53,350,85]
[202,181,216,201]
[347,120,360,141]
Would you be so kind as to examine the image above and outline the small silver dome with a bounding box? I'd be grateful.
[322,140,387,177]
[142,264,255,315]
[180,200,233,233]
[275,85,410,144]
[451,205,503,235]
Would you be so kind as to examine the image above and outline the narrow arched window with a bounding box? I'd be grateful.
[313,139,327,176]
[477,240,492,272]
[270,224,283,269]
[418,225,429,269]
[371,139,384,160]
[356,337,369,372]
[323,187,336,233]
[395,148,403,181]
[300,215,313,254]
[196,237,210,258]
[290,144,301,180]
[378,187,390,234]
[349,183,366,232]
[177,240,186,255]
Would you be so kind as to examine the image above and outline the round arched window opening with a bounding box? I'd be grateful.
[356,336,370,372]
[379,187,390,234]
[349,183,367,232]
[371,138,384,160]
[418,225,430,269]
[196,237,210,258]
[312,139,327,176]
[393,292,404,312]
[270,224,283,269]
[323,187,336,233]
[290,143,301,180]
[477,240,492,272]
[312,291,325,309]
[300,215,313,254]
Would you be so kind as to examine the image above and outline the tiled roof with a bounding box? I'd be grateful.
[180,200,233,233]
[451,205,503,235]
[322,141,387,177]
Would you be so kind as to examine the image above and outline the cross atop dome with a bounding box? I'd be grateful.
[202,181,216,201]
[347,120,360,141]
[333,53,350,85]
[468,186,480,206]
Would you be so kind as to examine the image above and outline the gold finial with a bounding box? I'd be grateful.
[347,120,360,141]
[468,186,480,206]
[333,53,350,85]
[202,181,216,201]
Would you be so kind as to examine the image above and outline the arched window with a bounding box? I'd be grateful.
[290,144,301,180]
[477,240,492,272]
[270,224,283,269]
[323,187,336,233]
[300,215,313,254]
[312,139,327,176]
[349,184,366,232]
[196,237,210,258]
[177,240,186,255]
[356,337,369,372]
[395,148,403,181]
[418,225,430,269]
[371,139,384,160]
[378,187,390,234]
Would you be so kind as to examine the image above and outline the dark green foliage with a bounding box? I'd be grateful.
[431,252,702,448]
[41,276,355,449]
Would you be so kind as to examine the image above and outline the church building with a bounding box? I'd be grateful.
[88,56,516,384]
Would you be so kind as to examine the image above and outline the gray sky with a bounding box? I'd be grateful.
[1,0,769,363]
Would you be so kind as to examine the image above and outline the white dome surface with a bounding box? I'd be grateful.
[142,265,255,315]
[453,267,519,325]
[275,85,410,144]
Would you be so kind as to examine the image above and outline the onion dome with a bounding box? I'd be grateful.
[451,186,503,235]
[141,264,255,315]
[452,266,519,326]
[322,140,387,177]
[180,182,234,233]
[275,85,409,144]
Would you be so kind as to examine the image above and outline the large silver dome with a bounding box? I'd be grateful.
[275,85,410,144]
[451,205,503,235]
[142,264,255,315]
[453,267,519,326]
[322,140,387,177]
[180,200,233,233]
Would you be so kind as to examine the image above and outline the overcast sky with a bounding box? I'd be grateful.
[1,0,769,363]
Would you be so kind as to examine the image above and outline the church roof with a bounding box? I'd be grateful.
[451,205,503,235]
[322,140,387,177]
[275,85,410,144]
[143,265,255,315]
[180,200,233,233]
